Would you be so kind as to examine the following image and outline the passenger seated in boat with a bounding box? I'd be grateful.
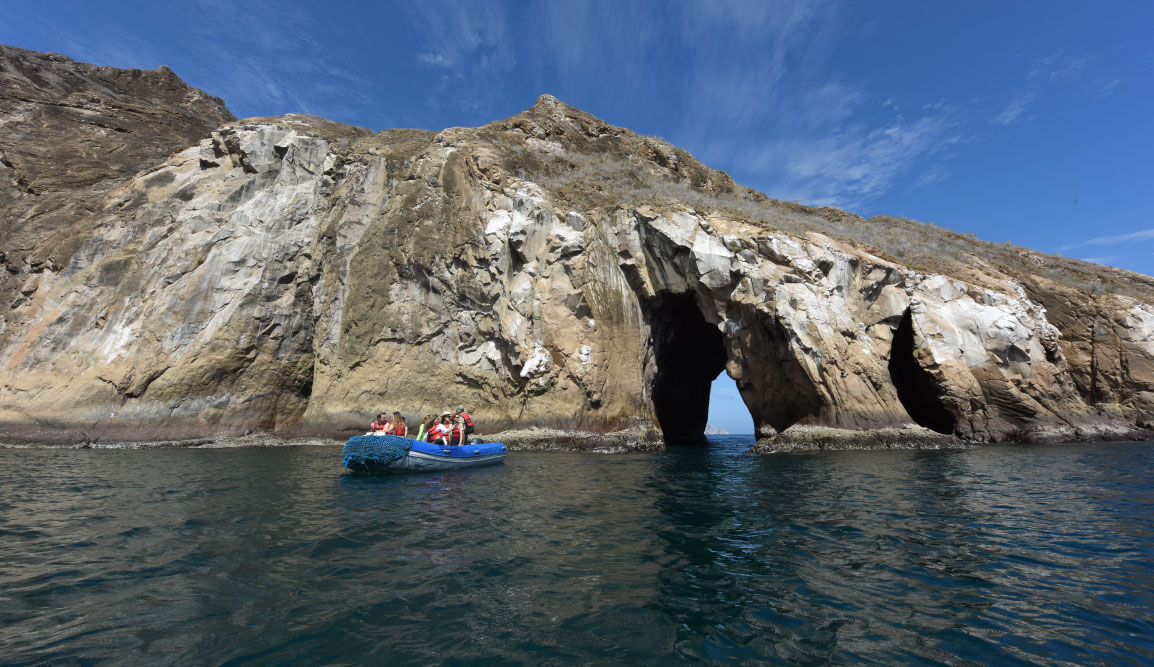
[424,422,439,445]
[391,412,408,437]
[370,412,391,435]
[427,412,453,445]
[415,415,432,442]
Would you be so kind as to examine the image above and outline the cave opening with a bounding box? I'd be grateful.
[888,309,956,434]
[648,292,731,445]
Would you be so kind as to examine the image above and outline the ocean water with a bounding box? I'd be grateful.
[1,436,1153,665]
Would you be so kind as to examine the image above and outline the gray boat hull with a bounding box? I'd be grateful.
[390,449,507,472]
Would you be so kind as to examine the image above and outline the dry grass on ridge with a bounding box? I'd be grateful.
[500,138,1154,300]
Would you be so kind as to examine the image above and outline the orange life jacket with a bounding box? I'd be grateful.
[371,420,389,432]
[392,424,406,436]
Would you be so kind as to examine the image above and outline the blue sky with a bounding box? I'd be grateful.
[3,1,1151,433]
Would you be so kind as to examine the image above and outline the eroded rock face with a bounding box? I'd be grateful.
[3,50,1154,444]
[0,44,235,322]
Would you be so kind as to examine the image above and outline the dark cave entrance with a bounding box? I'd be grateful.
[888,309,956,434]
[649,292,730,445]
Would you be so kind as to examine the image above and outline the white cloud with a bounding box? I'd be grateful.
[1058,228,1154,252]
[749,112,958,208]
[993,51,1098,127]
[597,0,962,209]
[400,1,517,117]
[418,53,451,68]
[1093,77,1125,99]
[992,90,1037,126]
[5,0,385,126]
[675,0,829,128]
[914,164,950,189]
[1032,51,1096,82]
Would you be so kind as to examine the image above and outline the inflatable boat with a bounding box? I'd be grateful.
[341,434,507,474]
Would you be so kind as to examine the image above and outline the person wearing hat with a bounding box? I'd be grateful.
[427,411,453,446]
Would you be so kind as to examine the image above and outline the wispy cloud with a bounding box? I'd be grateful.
[529,1,668,109]
[635,0,964,209]
[676,0,830,129]
[992,50,1098,126]
[992,90,1037,126]
[914,164,951,189]
[1092,77,1125,99]
[0,0,385,127]
[1058,228,1154,252]
[402,1,517,118]
[1031,51,1096,82]
[1080,256,1120,265]
[417,53,451,68]
[759,113,958,207]
[171,1,378,122]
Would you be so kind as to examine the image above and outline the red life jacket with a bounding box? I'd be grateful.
[371,420,389,432]
[459,412,474,427]
[450,422,462,442]
[392,424,406,436]
[426,423,446,442]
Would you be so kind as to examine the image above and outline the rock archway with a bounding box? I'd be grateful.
[888,309,956,434]
[647,292,729,445]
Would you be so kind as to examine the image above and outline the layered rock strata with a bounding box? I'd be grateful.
[3,47,1154,447]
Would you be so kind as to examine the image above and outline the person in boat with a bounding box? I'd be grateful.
[440,412,457,445]
[415,414,432,442]
[370,412,391,435]
[455,405,474,445]
[446,413,463,447]
[426,412,452,446]
[440,411,457,445]
[391,412,408,437]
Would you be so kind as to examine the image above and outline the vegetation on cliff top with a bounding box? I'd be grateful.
[473,95,1154,300]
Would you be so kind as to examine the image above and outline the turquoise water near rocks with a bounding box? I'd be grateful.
[2,436,1153,665]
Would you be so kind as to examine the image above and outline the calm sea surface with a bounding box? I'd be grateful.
[2,436,1153,665]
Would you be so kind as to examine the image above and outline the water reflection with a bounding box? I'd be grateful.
[1,442,1153,664]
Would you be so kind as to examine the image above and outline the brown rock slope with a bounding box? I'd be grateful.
[2,47,1154,446]
[0,44,234,308]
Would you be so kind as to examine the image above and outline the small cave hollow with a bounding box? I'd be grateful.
[888,309,956,435]
[648,292,730,445]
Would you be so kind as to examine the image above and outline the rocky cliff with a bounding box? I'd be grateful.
[4,46,1154,446]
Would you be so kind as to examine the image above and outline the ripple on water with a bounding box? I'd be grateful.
[1,439,1153,664]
